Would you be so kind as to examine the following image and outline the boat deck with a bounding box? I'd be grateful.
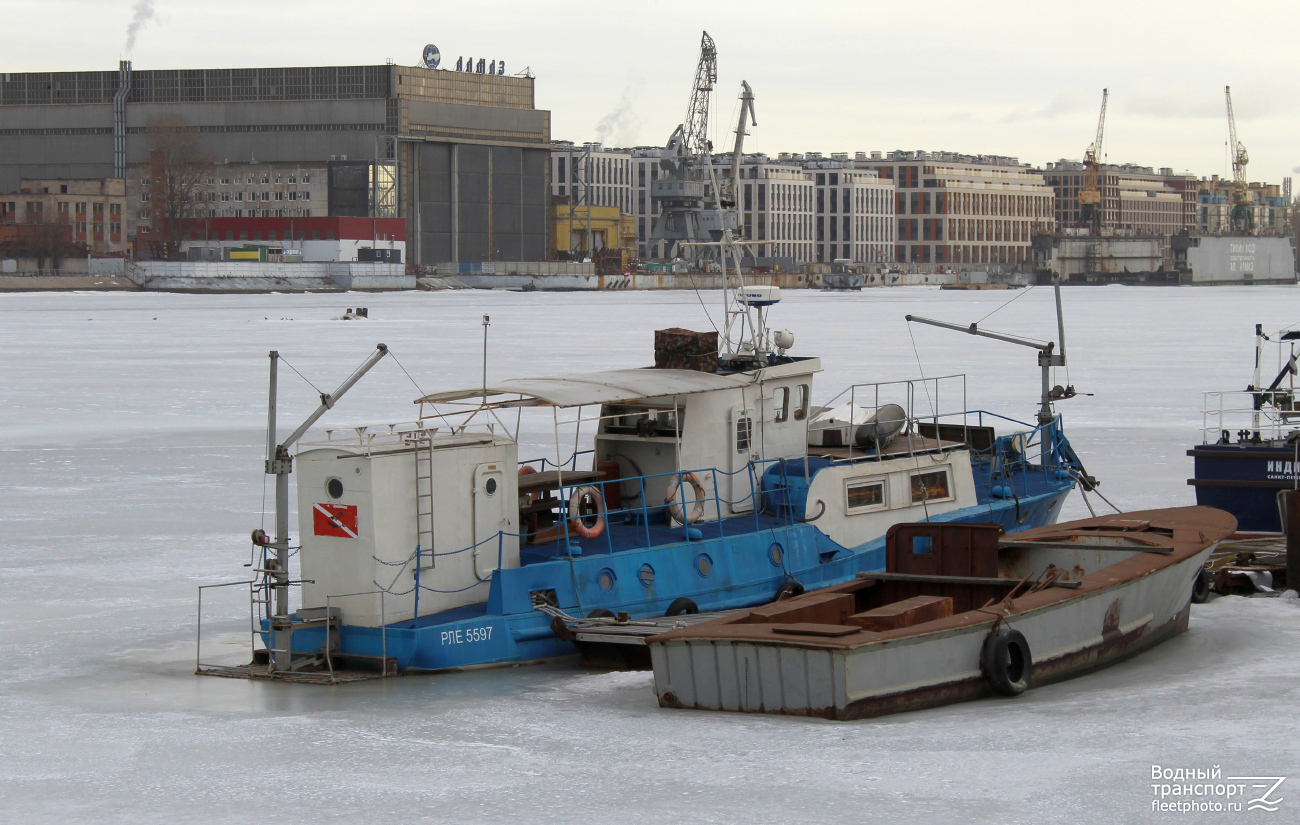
[809,435,961,462]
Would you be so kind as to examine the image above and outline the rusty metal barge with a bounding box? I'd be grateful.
[646,507,1235,720]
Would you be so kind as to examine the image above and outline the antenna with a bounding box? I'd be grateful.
[481,314,490,404]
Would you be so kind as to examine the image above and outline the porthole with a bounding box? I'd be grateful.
[768,542,784,567]
[598,568,616,591]
[638,563,655,588]
[696,553,713,577]
[485,477,498,496]
[326,477,344,499]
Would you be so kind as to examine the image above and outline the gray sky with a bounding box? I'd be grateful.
[10,0,1299,186]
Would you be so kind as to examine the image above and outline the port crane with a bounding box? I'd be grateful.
[650,32,734,263]
[1225,86,1253,233]
[1078,89,1107,232]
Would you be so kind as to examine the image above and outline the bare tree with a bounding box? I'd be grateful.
[145,114,212,260]
[0,215,83,271]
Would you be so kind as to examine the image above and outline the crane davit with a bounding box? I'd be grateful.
[1078,88,1107,232]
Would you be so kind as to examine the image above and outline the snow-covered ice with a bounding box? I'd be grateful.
[1,286,1297,824]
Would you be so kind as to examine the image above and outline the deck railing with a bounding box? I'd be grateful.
[1201,389,1300,444]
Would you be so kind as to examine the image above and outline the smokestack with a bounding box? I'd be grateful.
[113,61,132,180]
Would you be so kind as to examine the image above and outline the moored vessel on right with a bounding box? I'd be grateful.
[1190,323,1300,533]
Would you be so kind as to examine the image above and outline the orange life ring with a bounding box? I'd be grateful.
[567,485,606,540]
[518,465,542,503]
[665,472,707,525]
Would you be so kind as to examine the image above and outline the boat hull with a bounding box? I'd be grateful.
[282,484,1073,672]
[648,508,1230,719]
[1189,443,1299,532]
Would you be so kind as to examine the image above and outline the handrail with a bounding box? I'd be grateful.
[196,579,259,674]
[1199,388,1300,444]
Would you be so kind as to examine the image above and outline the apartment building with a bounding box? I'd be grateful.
[1040,161,1197,234]
[799,153,895,264]
[858,151,1053,266]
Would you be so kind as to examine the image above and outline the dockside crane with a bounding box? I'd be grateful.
[1078,88,1108,232]
[1225,86,1253,233]
[650,32,732,263]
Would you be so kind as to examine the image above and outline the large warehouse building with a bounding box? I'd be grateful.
[0,61,551,264]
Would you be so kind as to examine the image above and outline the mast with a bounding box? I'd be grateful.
[721,81,757,358]
[906,278,1075,450]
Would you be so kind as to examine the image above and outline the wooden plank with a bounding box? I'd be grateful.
[854,571,1083,588]
[769,623,861,637]
[848,595,953,631]
[999,540,1172,555]
[517,469,604,491]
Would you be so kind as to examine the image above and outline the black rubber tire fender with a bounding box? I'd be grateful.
[1190,569,1212,604]
[982,627,1032,697]
[587,608,615,619]
[775,579,805,600]
[664,597,699,616]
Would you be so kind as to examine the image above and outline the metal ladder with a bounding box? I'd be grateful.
[414,434,435,568]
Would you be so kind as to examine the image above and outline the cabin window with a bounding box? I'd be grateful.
[736,416,752,452]
[736,417,752,452]
[793,384,809,420]
[845,477,888,513]
[326,477,344,499]
[910,469,952,504]
[601,404,684,437]
[773,387,790,423]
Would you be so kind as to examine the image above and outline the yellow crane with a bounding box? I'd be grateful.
[1225,86,1252,233]
[1078,88,1108,231]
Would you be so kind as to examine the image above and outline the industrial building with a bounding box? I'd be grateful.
[0,178,127,256]
[549,201,634,270]
[0,61,552,265]
[177,216,405,263]
[549,142,633,214]
[1196,176,1292,236]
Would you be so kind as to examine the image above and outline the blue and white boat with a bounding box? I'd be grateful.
[195,280,1092,679]
[1190,323,1300,533]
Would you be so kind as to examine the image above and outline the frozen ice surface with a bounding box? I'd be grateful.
[1,286,1298,824]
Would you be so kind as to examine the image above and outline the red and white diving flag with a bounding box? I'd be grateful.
[313,503,359,538]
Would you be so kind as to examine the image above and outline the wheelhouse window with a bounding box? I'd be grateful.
[793,384,809,421]
[600,404,684,437]
[773,387,790,423]
[910,469,952,504]
[845,477,888,513]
